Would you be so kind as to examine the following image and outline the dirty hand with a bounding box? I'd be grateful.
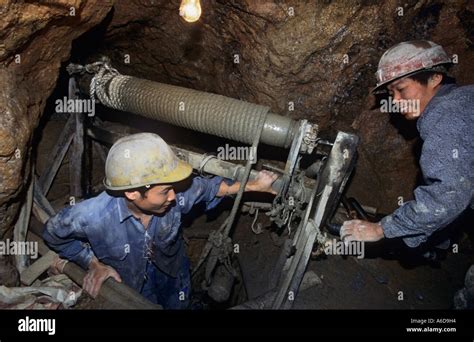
[248,170,278,194]
[83,257,122,298]
[340,220,384,243]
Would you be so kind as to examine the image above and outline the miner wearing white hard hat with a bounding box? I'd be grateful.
[340,41,473,259]
[43,132,277,309]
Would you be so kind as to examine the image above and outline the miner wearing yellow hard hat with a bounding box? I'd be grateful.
[43,132,277,309]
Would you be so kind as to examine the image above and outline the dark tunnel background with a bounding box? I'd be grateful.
[1,0,473,310]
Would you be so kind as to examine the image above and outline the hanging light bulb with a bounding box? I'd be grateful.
[179,0,202,23]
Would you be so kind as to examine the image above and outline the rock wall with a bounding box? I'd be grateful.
[0,0,113,285]
[75,0,473,213]
[0,0,472,283]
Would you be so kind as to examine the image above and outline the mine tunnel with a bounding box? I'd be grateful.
[0,0,473,313]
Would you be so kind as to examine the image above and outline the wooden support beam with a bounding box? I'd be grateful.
[38,115,75,196]
[87,125,125,145]
[20,250,57,286]
[68,78,85,199]
[32,202,51,225]
[33,177,56,217]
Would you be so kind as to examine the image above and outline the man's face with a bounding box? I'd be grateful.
[128,184,177,215]
[386,76,439,120]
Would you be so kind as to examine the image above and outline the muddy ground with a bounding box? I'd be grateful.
[186,207,473,310]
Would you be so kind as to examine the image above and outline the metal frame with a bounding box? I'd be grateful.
[24,71,359,310]
[271,132,359,309]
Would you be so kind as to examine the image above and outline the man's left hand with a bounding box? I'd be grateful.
[340,220,384,243]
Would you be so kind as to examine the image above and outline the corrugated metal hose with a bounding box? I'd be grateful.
[87,62,297,148]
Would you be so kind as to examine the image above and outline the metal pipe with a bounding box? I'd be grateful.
[27,231,160,310]
[92,73,298,149]
[87,125,317,196]
[174,146,287,189]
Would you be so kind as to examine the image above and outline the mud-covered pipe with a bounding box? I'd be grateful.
[91,74,298,149]
[86,125,317,199]
[170,144,285,192]
[28,231,160,310]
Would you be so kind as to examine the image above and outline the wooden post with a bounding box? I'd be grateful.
[38,115,75,196]
[68,78,84,199]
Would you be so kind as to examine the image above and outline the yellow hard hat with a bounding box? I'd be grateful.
[104,133,192,190]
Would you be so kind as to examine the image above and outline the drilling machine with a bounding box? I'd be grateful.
[67,58,359,309]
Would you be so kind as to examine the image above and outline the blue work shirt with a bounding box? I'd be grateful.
[43,176,225,292]
[381,84,474,247]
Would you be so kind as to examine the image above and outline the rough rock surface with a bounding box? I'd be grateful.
[75,0,473,213]
[0,0,113,285]
[0,0,473,285]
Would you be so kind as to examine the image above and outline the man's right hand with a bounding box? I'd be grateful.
[83,257,122,298]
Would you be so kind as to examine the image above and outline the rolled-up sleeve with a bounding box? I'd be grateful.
[43,206,94,269]
[381,105,473,247]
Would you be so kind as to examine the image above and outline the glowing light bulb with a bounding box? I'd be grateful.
[179,0,202,23]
